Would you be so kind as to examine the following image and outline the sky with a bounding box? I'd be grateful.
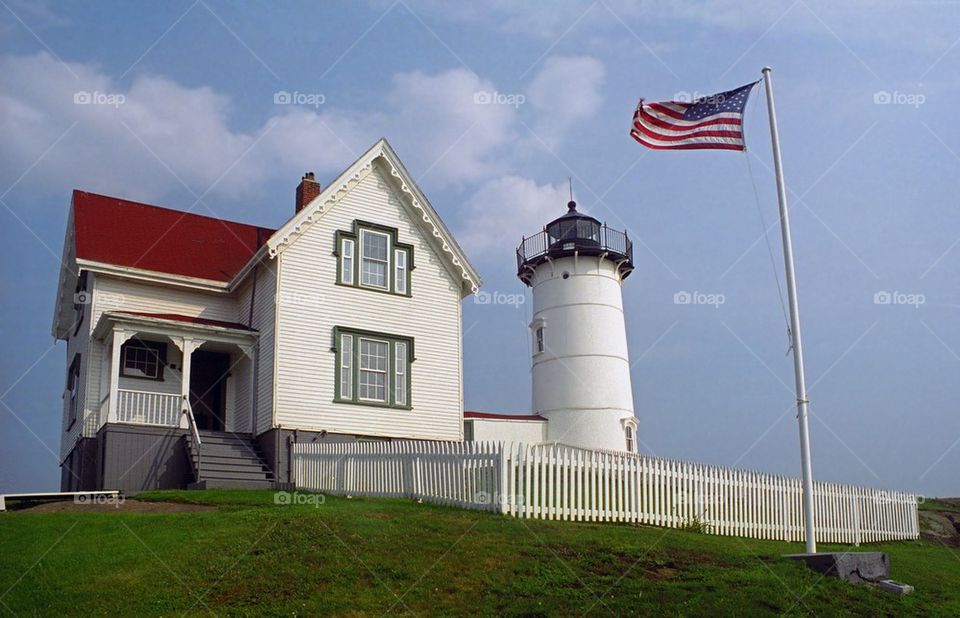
[1,0,958,497]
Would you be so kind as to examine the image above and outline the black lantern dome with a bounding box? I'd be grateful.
[516,200,634,286]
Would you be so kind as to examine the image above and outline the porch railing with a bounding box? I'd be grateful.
[115,389,181,426]
[182,396,202,483]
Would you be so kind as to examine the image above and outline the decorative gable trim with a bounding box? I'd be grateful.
[382,158,479,294]
[265,138,481,296]
[267,161,374,259]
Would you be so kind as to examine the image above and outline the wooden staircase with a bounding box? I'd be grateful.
[186,431,276,489]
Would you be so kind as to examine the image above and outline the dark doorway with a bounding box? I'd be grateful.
[189,350,230,431]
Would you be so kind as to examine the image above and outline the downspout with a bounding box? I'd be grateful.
[248,265,259,436]
[287,429,298,485]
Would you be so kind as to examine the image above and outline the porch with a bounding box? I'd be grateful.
[93,312,258,433]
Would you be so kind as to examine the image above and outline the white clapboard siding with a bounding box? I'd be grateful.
[293,440,920,544]
[274,166,463,440]
[92,275,237,326]
[236,266,278,435]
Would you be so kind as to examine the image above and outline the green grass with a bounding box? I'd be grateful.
[920,497,960,514]
[1,490,958,616]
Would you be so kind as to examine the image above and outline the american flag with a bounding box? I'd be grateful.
[630,81,759,151]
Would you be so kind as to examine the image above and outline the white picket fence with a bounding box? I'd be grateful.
[292,440,919,545]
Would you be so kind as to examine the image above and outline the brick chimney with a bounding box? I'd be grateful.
[295,172,321,213]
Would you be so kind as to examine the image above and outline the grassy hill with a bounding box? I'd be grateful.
[1,490,958,616]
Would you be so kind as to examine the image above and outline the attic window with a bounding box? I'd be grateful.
[336,221,413,296]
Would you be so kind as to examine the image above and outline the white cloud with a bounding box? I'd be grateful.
[0,53,525,203]
[526,56,605,148]
[457,175,570,258]
[387,68,518,188]
[0,51,602,257]
[0,53,375,202]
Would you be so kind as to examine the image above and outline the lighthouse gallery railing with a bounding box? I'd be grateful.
[516,224,633,272]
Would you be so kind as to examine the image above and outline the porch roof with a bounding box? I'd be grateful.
[116,311,256,332]
[93,311,259,342]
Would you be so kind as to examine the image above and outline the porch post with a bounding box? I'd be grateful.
[178,337,202,429]
[238,343,256,434]
[107,329,133,423]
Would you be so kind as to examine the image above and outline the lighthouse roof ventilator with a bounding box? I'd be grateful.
[516,200,638,452]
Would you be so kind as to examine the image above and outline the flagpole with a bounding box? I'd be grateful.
[760,66,817,554]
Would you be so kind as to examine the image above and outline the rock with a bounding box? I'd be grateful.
[783,552,889,584]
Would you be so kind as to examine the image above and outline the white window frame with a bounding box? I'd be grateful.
[341,238,355,285]
[622,418,638,453]
[394,341,407,406]
[394,248,407,295]
[360,229,391,290]
[358,337,389,403]
[121,341,164,380]
[531,318,547,356]
[339,333,353,399]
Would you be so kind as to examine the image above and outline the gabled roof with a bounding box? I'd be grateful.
[72,191,274,283]
[266,138,482,295]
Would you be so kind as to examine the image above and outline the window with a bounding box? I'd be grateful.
[341,238,354,285]
[120,340,166,380]
[625,425,634,453]
[67,354,81,429]
[394,249,407,295]
[394,341,407,406]
[359,338,388,402]
[335,327,413,408]
[336,221,413,296]
[339,334,353,399]
[361,230,389,289]
[535,326,545,354]
[72,272,89,336]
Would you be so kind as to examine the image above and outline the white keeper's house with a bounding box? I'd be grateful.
[53,138,639,492]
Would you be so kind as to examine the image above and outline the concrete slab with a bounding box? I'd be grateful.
[784,552,889,584]
[877,579,914,595]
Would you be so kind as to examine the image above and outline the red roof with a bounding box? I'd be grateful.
[72,190,275,282]
[116,311,256,332]
[464,411,547,421]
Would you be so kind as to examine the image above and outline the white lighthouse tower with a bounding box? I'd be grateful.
[517,200,638,452]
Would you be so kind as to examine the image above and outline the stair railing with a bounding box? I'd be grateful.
[182,395,202,482]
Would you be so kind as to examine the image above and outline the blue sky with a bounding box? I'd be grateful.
[1,0,958,497]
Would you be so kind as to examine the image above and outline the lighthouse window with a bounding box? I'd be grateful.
[334,327,413,409]
[625,426,634,452]
[337,222,414,296]
[535,326,545,354]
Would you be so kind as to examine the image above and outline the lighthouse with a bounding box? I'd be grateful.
[516,200,638,452]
